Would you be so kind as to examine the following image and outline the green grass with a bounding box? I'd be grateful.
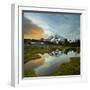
[52,57,80,76]
[24,45,50,64]
[24,69,36,77]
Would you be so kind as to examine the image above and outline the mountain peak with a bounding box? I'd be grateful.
[46,34,65,44]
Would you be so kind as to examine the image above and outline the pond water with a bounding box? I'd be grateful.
[24,49,80,76]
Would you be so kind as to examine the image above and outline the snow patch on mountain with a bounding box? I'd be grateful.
[46,34,65,44]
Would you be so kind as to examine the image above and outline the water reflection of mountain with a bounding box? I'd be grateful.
[48,49,79,57]
[48,49,63,56]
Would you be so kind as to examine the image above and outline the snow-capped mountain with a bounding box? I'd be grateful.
[46,34,65,44]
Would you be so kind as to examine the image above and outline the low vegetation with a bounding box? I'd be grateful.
[24,69,36,77]
[52,57,80,76]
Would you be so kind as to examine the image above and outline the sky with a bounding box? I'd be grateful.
[22,11,80,41]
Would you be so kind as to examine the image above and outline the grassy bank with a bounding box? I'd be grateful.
[24,69,36,77]
[52,57,80,76]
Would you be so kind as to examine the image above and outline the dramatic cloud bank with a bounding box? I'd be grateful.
[23,17,44,39]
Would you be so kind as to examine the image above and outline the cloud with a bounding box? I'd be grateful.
[23,12,80,40]
[22,17,44,39]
